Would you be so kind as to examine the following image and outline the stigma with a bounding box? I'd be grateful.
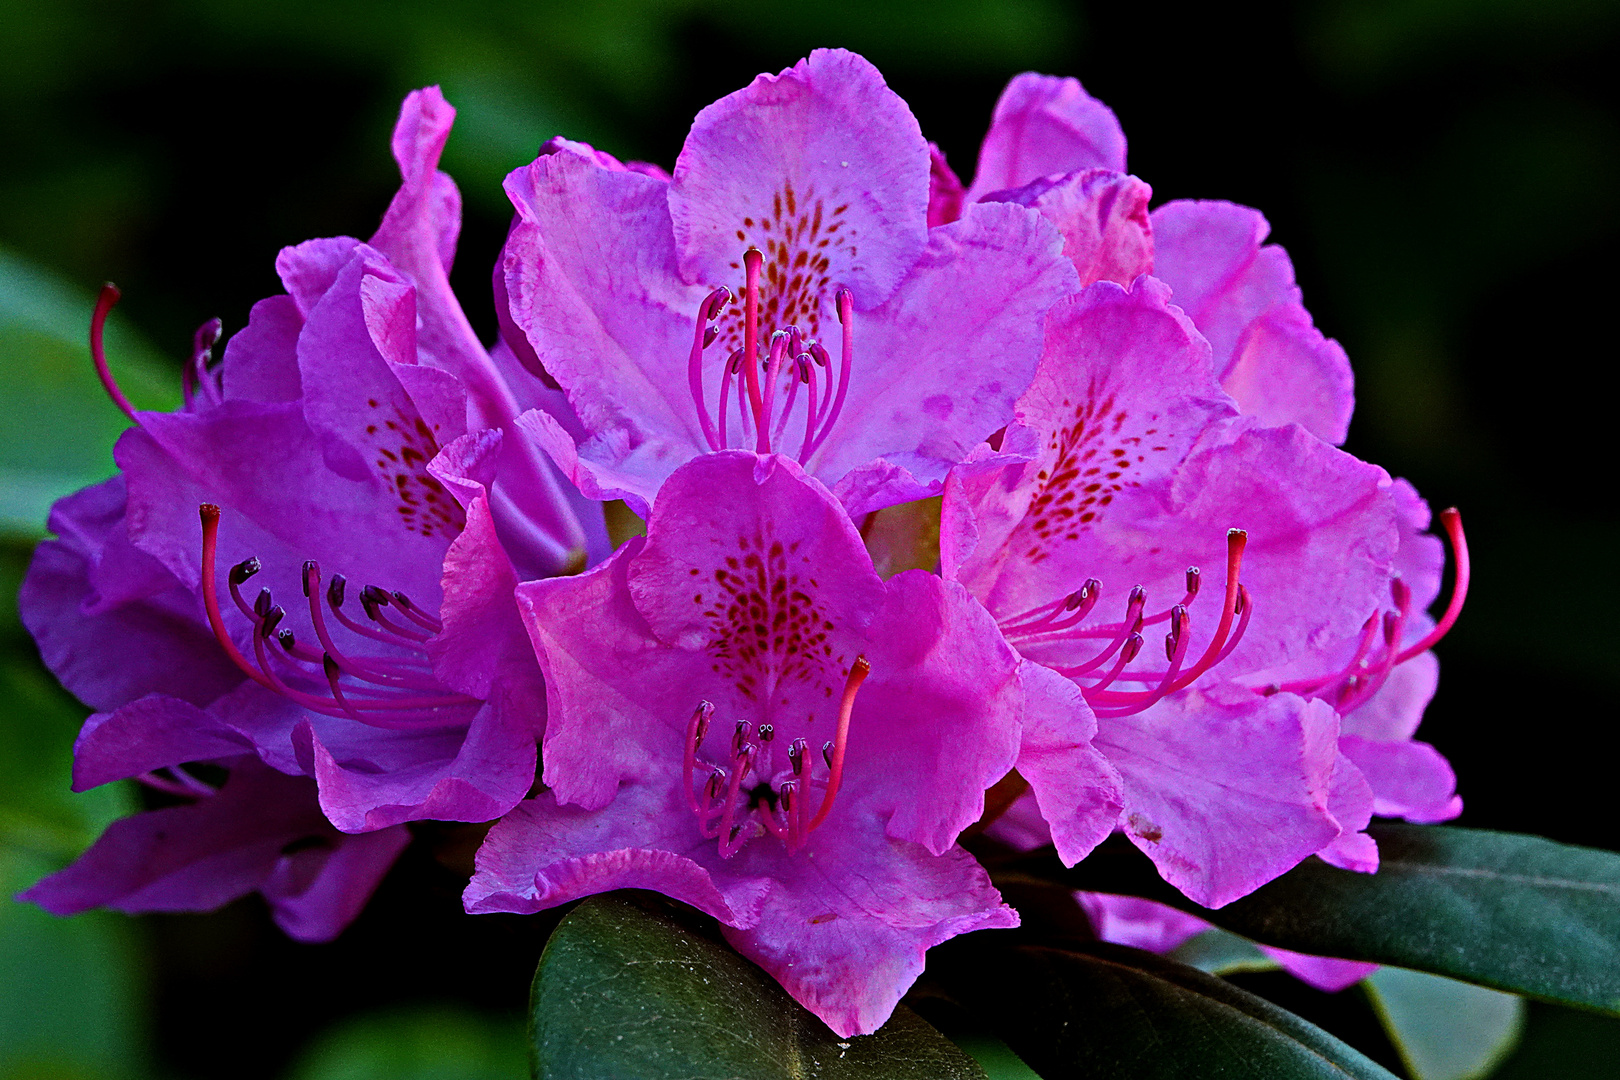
[681,656,870,857]
[198,504,479,730]
[687,248,855,463]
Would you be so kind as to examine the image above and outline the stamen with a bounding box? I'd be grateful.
[200,505,279,693]
[1053,586,1146,677]
[802,289,854,461]
[90,284,138,422]
[1165,529,1247,693]
[185,318,224,408]
[1266,509,1467,711]
[1394,508,1468,664]
[198,504,475,730]
[688,287,731,451]
[742,248,766,447]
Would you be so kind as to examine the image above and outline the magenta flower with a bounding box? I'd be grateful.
[933,72,1355,447]
[464,451,1120,1037]
[497,49,1078,519]
[934,71,1466,889]
[20,88,591,938]
[942,275,1453,906]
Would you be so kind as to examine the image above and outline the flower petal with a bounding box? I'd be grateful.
[984,169,1153,287]
[1096,688,1342,908]
[966,73,1127,202]
[670,48,930,310]
[804,200,1078,508]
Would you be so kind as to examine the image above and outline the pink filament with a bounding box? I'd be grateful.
[199,505,474,730]
[91,284,138,422]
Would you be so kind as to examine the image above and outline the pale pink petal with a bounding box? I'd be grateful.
[1339,736,1462,823]
[803,201,1077,508]
[1223,305,1355,445]
[1014,661,1123,865]
[670,48,930,309]
[985,169,1153,287]
[1096,689,1342,908]
[966,73,1127,202]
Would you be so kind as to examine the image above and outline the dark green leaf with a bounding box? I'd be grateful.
[529,893,988,1080]
[939,941,1397,1079]
[1010,823,1620,1015]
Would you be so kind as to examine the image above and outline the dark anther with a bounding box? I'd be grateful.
[822,741,835,768]
[757,723,774,742]
[360,586,391,621]
[789,738,807,774]
[1121,633,1144,663]
[253,588,273,619]
[302,560,319,597]
[703,326,718,349]
[229,557,261,585]
[391,591,413,610]
[732,720,751,757]
[327,574,347,609]
[706,769,727,801]
[259,605,286,638]
[278,628,297,652]
[1185,567,1201,596]
[323,654,341,679]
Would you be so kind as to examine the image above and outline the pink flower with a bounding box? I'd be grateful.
[21,88,596,934]
[496,49,1078,519]
[465,451,1120,1037]
[934,72,1466,896]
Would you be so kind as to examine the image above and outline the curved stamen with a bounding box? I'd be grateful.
[1165,529,1247,693]
[1394,508,1468,664]
[200,505,474,730]
[802,289,855,461]
[185,318,224,408]
[91,284,138,422]
[200,506,279,692]
[1088,606,1191,709]
[1083,633,1144,696]
[1053,586,1146,677]
[688,287,731,450]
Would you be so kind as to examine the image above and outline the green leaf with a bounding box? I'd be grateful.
[528,893,988,1080]
[285,1006,527,1080]
[1365,968,1524,1080]
[1169,927,1282,977]
[0,653,146,1080]
[1015,823,1620,1014]
[0,246,179,538]
[939,941,1397,1079]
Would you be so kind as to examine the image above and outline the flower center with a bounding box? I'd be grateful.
[681,655,870,857]
[198,504,479,730]
[1265,508,1469,711]
[687,248,855,463]
[997,529,1252,718]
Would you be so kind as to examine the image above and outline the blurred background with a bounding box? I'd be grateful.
[2,0,1616,1077]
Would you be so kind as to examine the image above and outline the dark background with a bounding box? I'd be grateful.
[2,1,1616,1077]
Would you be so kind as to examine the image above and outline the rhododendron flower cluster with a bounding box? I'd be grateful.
[18,50,1467,1040]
